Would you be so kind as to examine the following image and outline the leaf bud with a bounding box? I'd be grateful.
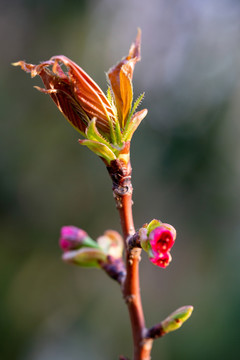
[161,306,194,334]
[62,247,107,268]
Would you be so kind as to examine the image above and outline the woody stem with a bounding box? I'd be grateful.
[107,160,153,360]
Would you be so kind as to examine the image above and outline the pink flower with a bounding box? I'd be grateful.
[149,225,176,256]
[140,222,176,268]
[59,226,88,251]
[149,252,172,268]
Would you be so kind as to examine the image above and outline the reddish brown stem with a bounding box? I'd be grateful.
[107,159,153,360]
[119,193,153,360]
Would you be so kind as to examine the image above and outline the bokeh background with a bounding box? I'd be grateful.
[1,0,240,359]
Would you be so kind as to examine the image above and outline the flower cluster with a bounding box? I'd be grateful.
[139,220,176,268]
[13,30,147,165]
[59,225,124,268]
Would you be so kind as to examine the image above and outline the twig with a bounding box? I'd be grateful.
[107,159,153,360]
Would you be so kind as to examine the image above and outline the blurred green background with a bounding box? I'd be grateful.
[1,0,240,359]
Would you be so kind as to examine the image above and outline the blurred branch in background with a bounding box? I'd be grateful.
[1,0,240,359]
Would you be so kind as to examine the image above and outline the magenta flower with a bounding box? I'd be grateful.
[139,221,176,268]
[149,252,172,268]
[149,225,176,255]
[59,226,88,251]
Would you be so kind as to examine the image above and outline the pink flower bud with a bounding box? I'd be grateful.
[59,226,88,251]
[149,225,176,255]
[139,221,176,269]
[150,252,172,268]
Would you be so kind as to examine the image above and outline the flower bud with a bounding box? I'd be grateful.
[62,247,107,268]
[97,230,123,258]
[59,226,100,251]
[139,220,176,268]
[161,306,194,334]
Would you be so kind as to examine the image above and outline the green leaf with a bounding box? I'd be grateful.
[107,86,113,103]
[122,109,148,141]
[86,118,111,146]
[114,119,123,146]
[108,115,118,146]
[123,92,145,131]
[79,139,116,163]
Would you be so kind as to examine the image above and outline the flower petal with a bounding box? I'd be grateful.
[150,252,172,268]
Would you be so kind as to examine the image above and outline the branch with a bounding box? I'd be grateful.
[107,159,153,360]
